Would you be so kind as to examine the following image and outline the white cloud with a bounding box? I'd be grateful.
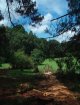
[0,0,20,26]
[54,31,75,42]
[27,13,53,33]
[29,25,47,33]
[0,0,7,13]
[0,19,9,26]
[0,0,8,25]
[42,13,53,24]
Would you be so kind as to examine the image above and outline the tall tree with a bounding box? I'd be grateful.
[0,10,3,21]
[0,0,43,26]
[0,26,9,62]
[48,40,61,58]
[65,0,80,61]
[67,0,80,25]
[65,0,80,32]
[47,0,80,37]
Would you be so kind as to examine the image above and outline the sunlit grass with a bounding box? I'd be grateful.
[38,59,58,73]
[0,63,12,69]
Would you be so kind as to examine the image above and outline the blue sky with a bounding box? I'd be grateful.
[35,0,68,16]
[28,0,68,39]
[0,0,74,42]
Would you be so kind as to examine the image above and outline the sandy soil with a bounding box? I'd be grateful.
[0,74,80,105]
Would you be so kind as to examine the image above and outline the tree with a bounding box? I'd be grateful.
[15,0,44,23]
[46,0,80,38]
[37,38,48,58]
[31,48,45,72]
[65,0,80,66]
[11,50,33,69]
[0,25,47,65]
[31,49,44,66]
[67,0,80,26]
[6,25,34,55]
[48,40,62,58]
[0,10,3,21]
[0,0,43,26]
[59,0,80,34]
[9,25,27,51]
[67,31,80,60]
[24,31,38,55]
[0,26,10,63]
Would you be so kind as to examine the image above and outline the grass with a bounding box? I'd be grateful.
[0,57,80,76]
[0,58,59,75]
[38,59,58,73]
[0,63,11,69]
[7,69,37,77]
[0,59,80,97]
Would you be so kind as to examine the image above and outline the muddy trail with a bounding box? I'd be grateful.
[0,74,80,105]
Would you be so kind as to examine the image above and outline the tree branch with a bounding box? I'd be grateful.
[51,9,80,22]
[6,0,14,26]
[51,13,69,21]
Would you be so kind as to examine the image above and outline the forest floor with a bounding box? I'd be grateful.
[0,73,80,105]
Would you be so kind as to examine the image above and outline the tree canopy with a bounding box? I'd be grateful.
[0,0,43,26]
[46,0,80,37]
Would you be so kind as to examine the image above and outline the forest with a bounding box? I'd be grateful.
[0,0,80,105]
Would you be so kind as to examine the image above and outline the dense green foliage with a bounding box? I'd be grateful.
[0,25,65,69]
[0,24,80,75]
[31,49,44,65]
[11,50,33,69]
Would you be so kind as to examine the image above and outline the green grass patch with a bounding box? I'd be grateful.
[7,69,37,77]
[38,59,58,73]
[0,63,12,69]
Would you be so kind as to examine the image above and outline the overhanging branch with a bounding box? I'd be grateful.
[51,9,80,22]
[6,0,14,26]
[51,13,69,21]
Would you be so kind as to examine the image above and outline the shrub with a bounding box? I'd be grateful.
[56,58,64,74]
[11,50,34,69]
[56,53,80,75]
[31,49,45,66]
[64,54,80,74]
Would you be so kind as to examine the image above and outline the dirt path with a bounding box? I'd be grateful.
[0,75,80,105]
[19,75,79,105]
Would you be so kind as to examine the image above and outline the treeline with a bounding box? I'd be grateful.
[0,25,80,70]
[0,25,63,69]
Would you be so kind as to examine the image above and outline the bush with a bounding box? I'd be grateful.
[56,58,65,74]
[56,53,80,75]
[33,66,39,73]
[31,49,45,66]
[11,50,34,69]
[64,54,80,74]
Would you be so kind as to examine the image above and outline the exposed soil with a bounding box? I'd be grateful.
[0,74,80,105]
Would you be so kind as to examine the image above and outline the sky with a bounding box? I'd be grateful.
[0,0,74,42]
